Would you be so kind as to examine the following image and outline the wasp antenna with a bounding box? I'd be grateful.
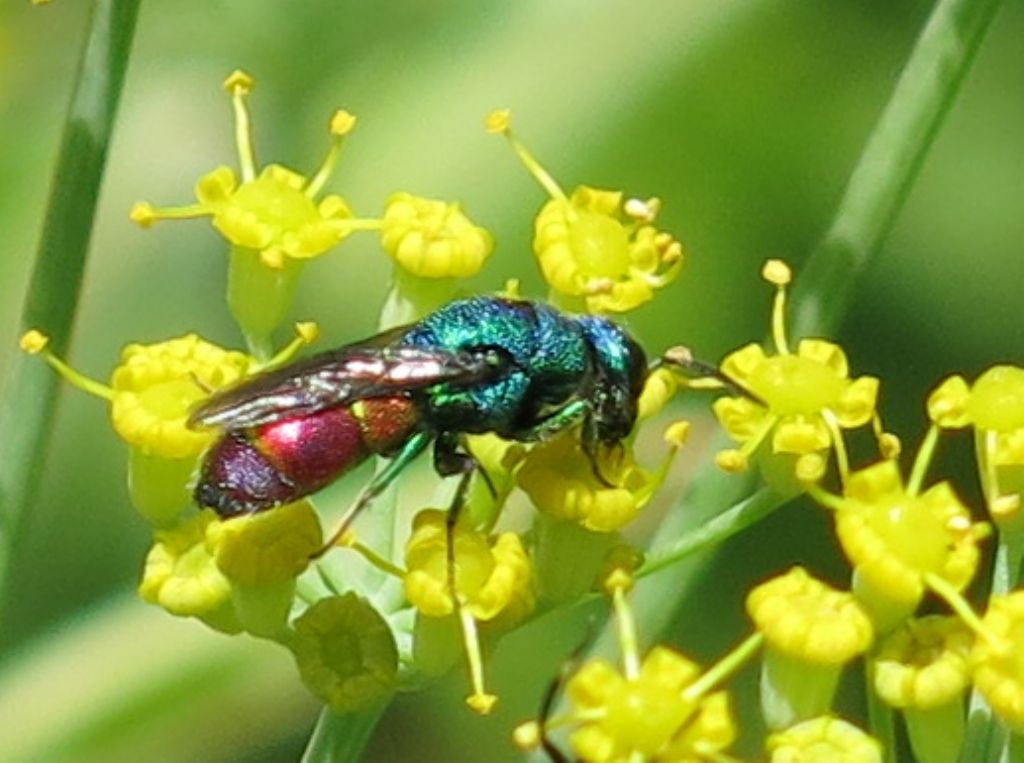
[476,461,498,499]
[658,346,767,407]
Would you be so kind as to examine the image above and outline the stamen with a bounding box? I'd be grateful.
[806,483,847,512]
[607,572,641,680]
[682,632,764,702]
[822,409,851,486]
[337,531,407,579]
[485,109,567,202]
[130,202,209,227]
[981,429,1003,514]
[765,262,791,355]
[305,110,357,198]
[253,321,320,372]
[872,415,901,459]
[21,333,115,400]
[924,573,1006,653]
[459,607,497,714]
[224,70,258,182]
[906,424,940,496]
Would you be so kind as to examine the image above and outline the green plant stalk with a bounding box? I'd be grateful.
[616,0,1005,719]
[0,0,140,610]
[300,706,387,763]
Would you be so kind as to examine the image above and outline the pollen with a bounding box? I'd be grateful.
[223,69,255,94]
[484,108,511,134]
[329,109,357,136]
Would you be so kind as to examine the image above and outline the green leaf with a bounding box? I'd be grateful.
[0,0,141,605]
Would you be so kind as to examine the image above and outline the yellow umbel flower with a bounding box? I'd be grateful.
[290,593,399,713]
[487,109,682,314]
[110,334,251,458]
[971,591,1024,732]
[404,509,534,622]
[929,367,1024,528]
[516,570,752,762]
[874,616,972,710]
[766,716,882,763]
[874,616,972,763]
[713,261,882,491]
[379,192,494,279]
[517,429,681,533]
[747,567,873,729]
[807,437,990,635]
[566,648,736,762]
[138,510,238,633]
[403,509,534,714]
[207,500,323,587]
[130,71,356,269]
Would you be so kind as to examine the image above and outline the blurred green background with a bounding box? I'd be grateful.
[1,1,1023,761]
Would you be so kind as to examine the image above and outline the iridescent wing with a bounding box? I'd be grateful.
[188,339,506,430]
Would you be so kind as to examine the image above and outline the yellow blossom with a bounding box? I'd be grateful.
[829,460,987,609]
[929,367,1024,527]
[403,509,534,623]
[713,261,882,488]
[971,591,1024,732]
[488,110,682,313]
[206,500,323,586]
[131,72,356,268]
[517,431,679,533]
[111,334,251,458]
[380,192,494,278]
[766,716,882,763]
[138,511,237,629]
[873,616,972,710]
[566,648,736,762]
[747,567,873,665]
[290,593,399,713]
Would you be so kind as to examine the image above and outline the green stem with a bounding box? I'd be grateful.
[300,705,387,763]
[0,0,140,611]
[866,661,897,762]
[790,0,1005,341]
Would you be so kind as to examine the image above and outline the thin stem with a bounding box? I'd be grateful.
[301,705,387,763]
[790,0,1005,341]
[683,633,763,702]
[0,0,141,612]
[907,423,941,495]
[639,487,784,579]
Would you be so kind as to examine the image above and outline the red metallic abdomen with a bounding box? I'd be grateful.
[196,397,419,517]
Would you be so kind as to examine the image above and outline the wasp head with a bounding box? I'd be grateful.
[576,316,648,445]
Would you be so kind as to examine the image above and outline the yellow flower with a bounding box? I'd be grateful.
[713,261,881,489]
[747,567,872,729]
[403,509,534,623]
[566,648,736,762]
[138,511,238,631]
[131,71,356,269]
[747,567,873,665]
[110,334,251,458]
[290,593,399,713]
[380,192,494,279]
[929,367,1024,527]
[971,591,1024,732]
[873,616,972,710]
[766,716,882,763]
[488,110,682,313]
[516,431,679,533]
[403,509,534,714]
[207,500,323,586]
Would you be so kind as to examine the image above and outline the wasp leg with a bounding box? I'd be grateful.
[434,433,480,606]
[312,431,432,558]
[511,398,589,443]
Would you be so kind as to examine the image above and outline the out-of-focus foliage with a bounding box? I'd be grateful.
[1,1,1022,761]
